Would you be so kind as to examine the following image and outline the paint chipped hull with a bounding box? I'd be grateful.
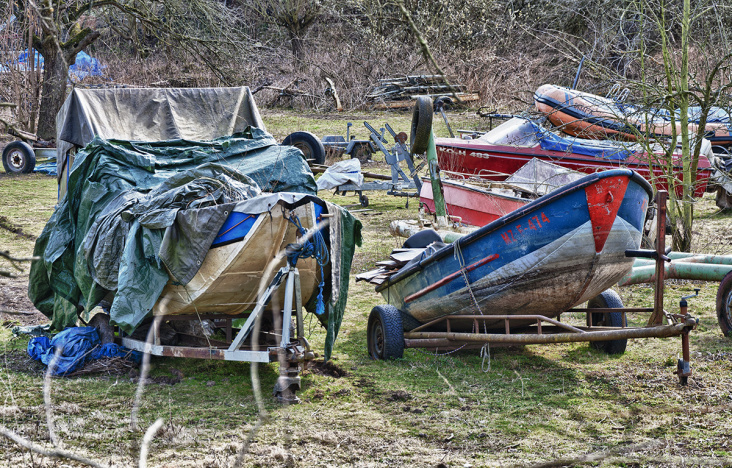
[378,169,652,331]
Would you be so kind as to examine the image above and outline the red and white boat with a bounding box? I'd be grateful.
[435,117,713,197]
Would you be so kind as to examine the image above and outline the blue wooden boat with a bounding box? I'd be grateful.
[374,169,652,334]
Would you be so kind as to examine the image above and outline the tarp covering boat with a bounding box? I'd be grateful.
[28,129,360,360]
[55,87,265,178]
[478,117,635,160]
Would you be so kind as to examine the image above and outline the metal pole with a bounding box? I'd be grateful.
[425,131,448,227]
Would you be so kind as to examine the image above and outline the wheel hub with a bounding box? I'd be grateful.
[10,151,24,169]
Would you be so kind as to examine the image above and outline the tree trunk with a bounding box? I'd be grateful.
[36,46,72,141]
[288,30,304,65]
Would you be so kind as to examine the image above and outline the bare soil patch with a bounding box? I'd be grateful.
[0,276,46,326]
[0,215,36,241]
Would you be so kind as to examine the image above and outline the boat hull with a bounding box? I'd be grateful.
[534,83,732,145]
[419,179,529,227]
[435,137,711,198]
[154,201,325,316]
[379,170,652,331]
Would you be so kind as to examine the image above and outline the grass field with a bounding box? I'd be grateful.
[1,109,732,467]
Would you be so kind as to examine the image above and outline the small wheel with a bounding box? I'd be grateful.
[588,290,627,355]
[282,131,326,165]
[2,141,36,174]
[717,271,732,337]
[367,305,404,360]
[359,194,369,208]
[350,142,371,163]
[410,97,433,155]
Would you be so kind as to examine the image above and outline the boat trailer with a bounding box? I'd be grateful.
[119,260,314,403]
[333,121,424,208]
[374,191,700,384]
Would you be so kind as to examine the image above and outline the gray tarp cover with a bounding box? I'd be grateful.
[55,87,264,176]
[29,127,320,334]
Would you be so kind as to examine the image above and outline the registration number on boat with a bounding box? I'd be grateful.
[500,212,550,244]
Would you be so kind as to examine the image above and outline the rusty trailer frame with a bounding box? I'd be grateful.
[395,191,699,384]
[119,264,314,402]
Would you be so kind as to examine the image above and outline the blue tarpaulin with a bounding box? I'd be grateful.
[10,49,105,81]
[28,327,141,375]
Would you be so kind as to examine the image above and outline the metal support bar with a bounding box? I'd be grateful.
[280,268,296,348]
[226,266,289,353]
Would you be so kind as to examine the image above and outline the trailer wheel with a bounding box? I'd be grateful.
[2,141,36,174]
[283,131,326,165]
[588,290,627,355]
[717,271,732,337]
[367,305,404,360]
[359,193,369,208]
[410,97,433,155]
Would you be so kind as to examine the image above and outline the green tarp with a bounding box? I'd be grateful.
[29,128,320,333]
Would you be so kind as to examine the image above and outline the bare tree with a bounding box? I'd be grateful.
[12,0,243,141]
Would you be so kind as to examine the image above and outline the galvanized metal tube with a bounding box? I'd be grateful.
[404,323,688,345]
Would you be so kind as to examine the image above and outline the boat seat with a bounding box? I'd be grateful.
[403,229,442,249]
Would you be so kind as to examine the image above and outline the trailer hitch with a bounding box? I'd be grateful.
[674,289,701,385]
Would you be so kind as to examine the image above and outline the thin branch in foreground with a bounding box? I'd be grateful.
[0,425,107,468]
[44,348,63,448]
[139,418,164,468]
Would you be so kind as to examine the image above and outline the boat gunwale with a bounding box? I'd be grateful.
[375,168,652,293]
[434,135,713,173]
[419,177,528,202]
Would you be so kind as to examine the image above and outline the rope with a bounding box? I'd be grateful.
[286,212,329,316]
[480,343,491,372]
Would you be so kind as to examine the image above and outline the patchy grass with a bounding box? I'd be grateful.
[1,111,732,467]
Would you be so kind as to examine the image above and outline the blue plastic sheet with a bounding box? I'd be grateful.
[11,49,105,81]
[27,327,141,375]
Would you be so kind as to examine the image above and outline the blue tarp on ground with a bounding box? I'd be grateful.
[8,49,105,81]
[27,327,142,376]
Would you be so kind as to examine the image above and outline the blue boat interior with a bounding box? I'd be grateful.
[211,201,325,248]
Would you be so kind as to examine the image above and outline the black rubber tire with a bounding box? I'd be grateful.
[433,96,453,112]
[359,194,369,208]
[402,229,442,249]
[717,271,732,337]
[282,131,326,165]
[399,309,422,332]
[410,96,433,155]
[367,305,404,360]
[2,141,36,174]
[588,290,628,355]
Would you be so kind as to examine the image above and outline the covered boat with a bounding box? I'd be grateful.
[534,83,732,147]
[435,116,712,197]
[363,169,652,332]
[29,89,362,368]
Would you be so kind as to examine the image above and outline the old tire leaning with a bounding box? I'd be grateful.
[283,131,326,165]
[367,305,404,360]
[2,141,36,174]
[410,96,433,155]
[588,290,627,355]
[717,271,732,337]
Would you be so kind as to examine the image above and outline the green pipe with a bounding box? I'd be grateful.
[619,261,732,286]
[632,253,732,267]
[425,131,447,225]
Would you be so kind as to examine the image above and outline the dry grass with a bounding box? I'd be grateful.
[0,111,731,467]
